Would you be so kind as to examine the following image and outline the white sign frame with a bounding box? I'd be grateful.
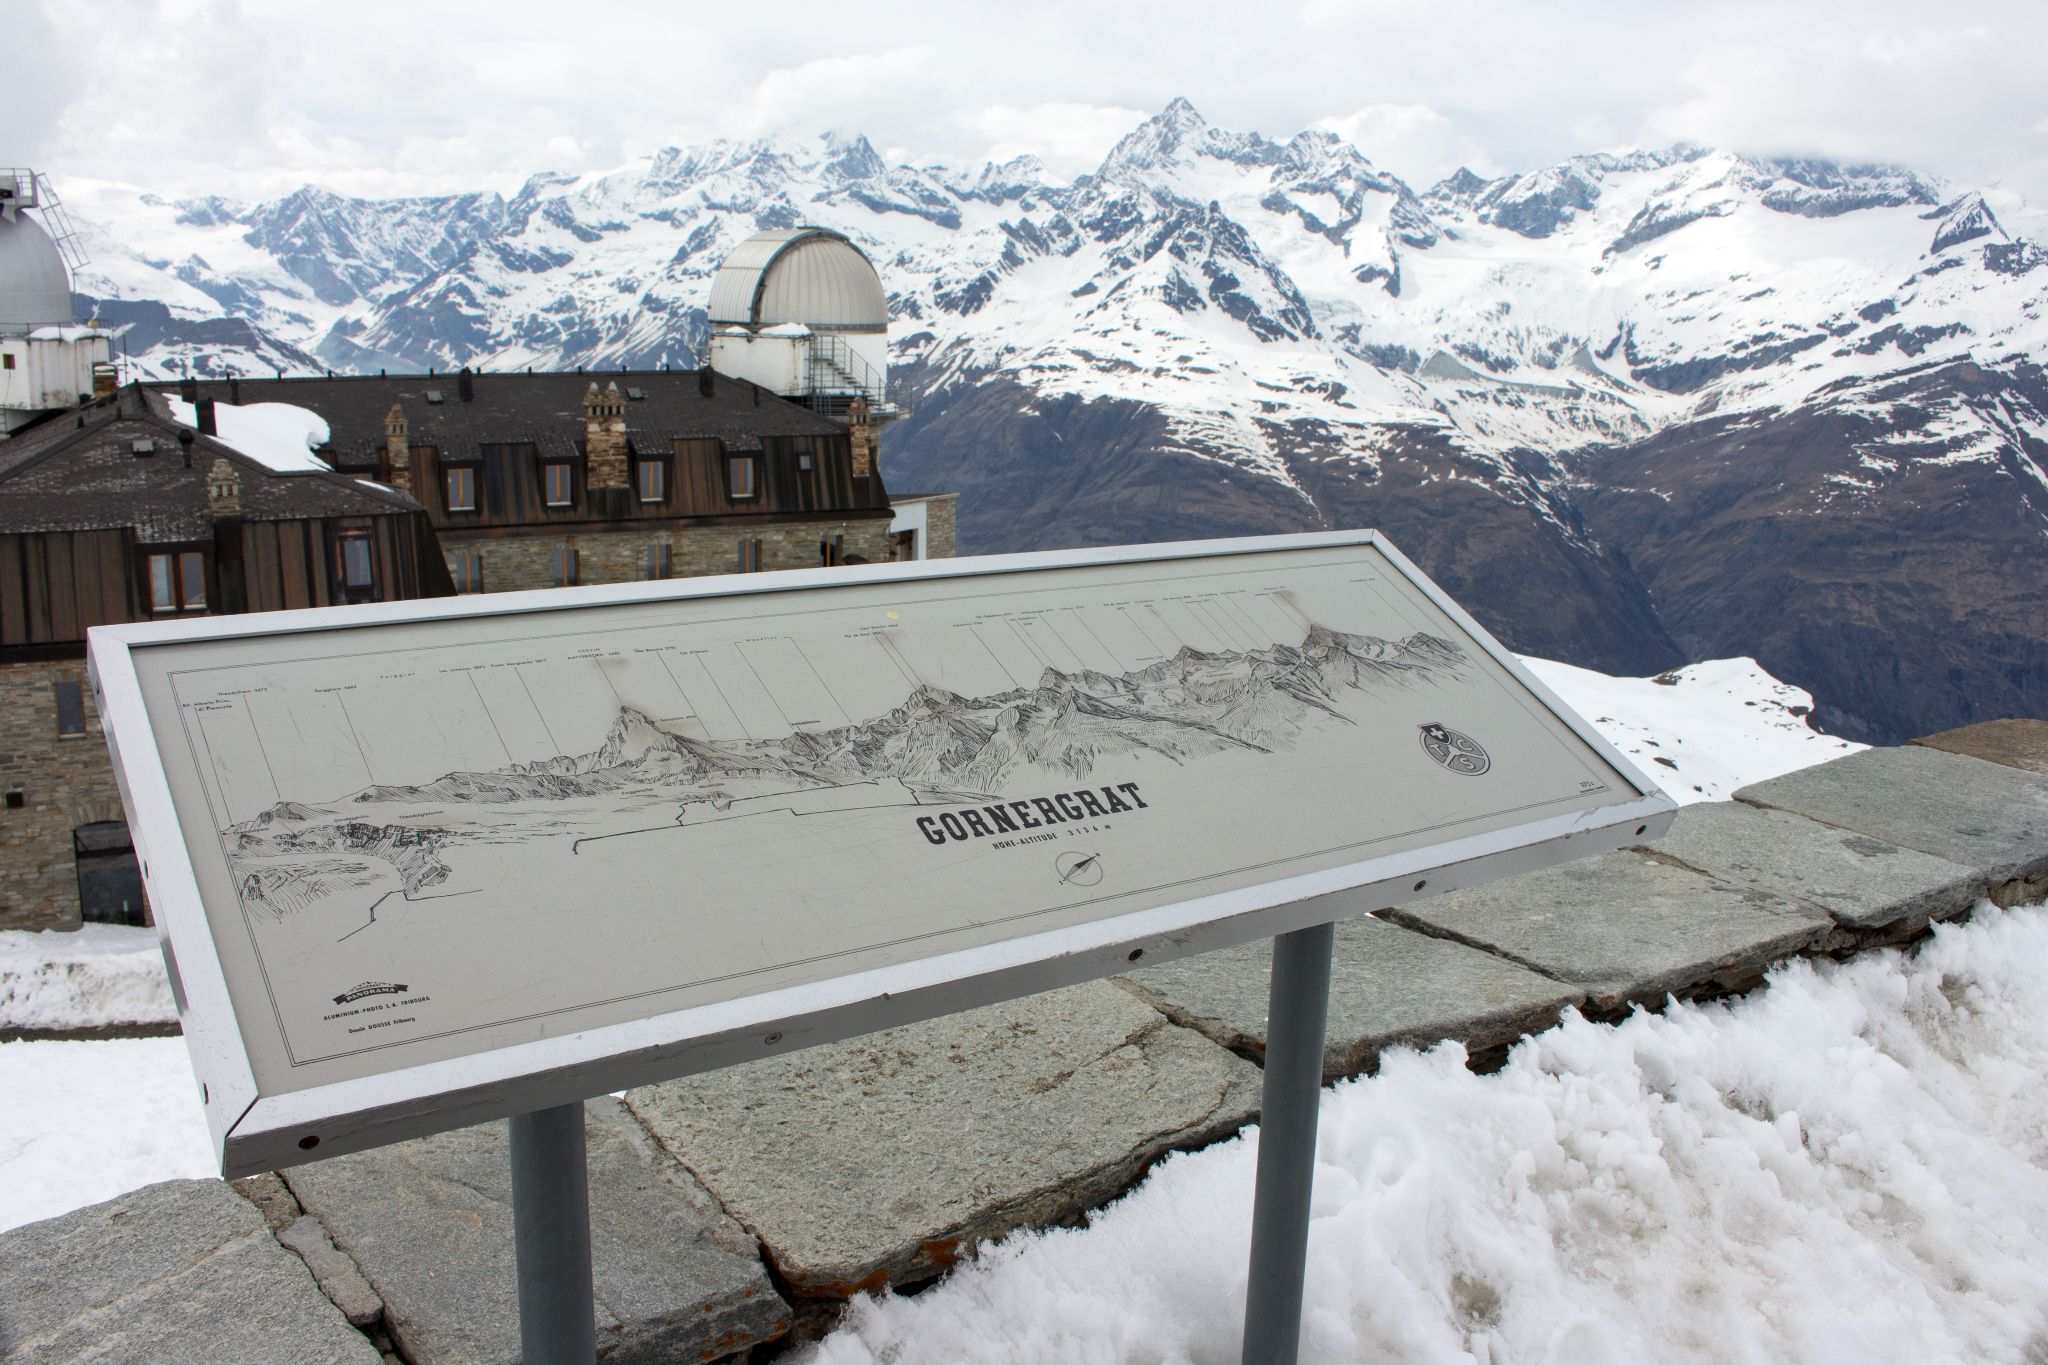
[90,531,1675,1179]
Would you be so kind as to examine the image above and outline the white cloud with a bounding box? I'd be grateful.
[728,47,944,140]
[951,103,1150,178]
[11,0,2048,207]
[1315,105,1500,189]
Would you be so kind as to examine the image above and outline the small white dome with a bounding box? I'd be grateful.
[706,227,887,333]
[0,212,75,331]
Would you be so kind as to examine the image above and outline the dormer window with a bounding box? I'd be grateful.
[544,463,574,508]
[445,466,477,513]
[635,460,666,504]
[728,456,757,500]
[333,529,377,603]
[146,551,207,613]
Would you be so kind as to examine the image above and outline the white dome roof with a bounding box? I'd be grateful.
[706,227,887,333]
[0,212,75,332]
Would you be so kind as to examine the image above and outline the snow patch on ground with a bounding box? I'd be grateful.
[808,903,2048,1365]
[1523,655,1864,803]
[0,1037,212,1234]
[165,396,332,473]
[0,924,177,1031]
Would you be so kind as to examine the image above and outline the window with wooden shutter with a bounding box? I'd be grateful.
[635,460,666,503]
[728,456,757,500]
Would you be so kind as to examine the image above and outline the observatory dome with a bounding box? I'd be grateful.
[0,210,76,332]
[707,228,886,334]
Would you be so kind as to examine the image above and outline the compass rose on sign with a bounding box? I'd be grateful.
[1055,850,1105,886]
[1419,722,1491,776]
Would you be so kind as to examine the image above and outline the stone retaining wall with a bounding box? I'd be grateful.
[5,720,2044,1362]
[445,518,901,594]
[0,657,129,931]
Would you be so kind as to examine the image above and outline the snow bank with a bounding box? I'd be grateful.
[0,1037,213,1234]
[165,395,332,473]
[0,924,176,1031]
[1522,655,1865,803]
[809,902,2048,1364]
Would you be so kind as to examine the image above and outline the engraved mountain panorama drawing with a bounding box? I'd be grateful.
[135,542,1649,1087]
[220,623,1471,927]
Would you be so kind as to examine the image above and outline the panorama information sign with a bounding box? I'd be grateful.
[90,532,1674,1177]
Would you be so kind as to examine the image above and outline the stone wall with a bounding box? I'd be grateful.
[447,519,901,594]
[0,657,129,930]
[921,494,957,559]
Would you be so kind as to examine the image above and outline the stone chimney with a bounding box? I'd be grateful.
[207,457,241,517]
[583,381,629,489]
[847,395,877,478]
[384,403,411,492]
[91,363,117,400]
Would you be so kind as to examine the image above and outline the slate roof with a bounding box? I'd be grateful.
[194,368,847,464]
[0,386,425,537]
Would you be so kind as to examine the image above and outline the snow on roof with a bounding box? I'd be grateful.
[165,397,332,474]
[25,325,109,343]
[759,322,814,338]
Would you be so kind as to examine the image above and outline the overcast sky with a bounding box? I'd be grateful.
[13,0,2048,209]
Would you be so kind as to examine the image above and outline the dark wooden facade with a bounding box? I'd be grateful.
[396,432,867,531]
[0,385,451,654]
[210,369,895,543]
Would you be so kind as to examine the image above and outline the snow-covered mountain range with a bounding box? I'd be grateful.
[54,99,2048,742]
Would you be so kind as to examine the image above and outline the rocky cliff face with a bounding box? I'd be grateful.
[60,101,2048,740]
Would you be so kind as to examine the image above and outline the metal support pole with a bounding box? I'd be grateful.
[1241,921,1336,1365]
[509,1102,596,1365]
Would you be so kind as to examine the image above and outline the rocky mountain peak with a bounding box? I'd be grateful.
[1430,166,1491,200]
[1097,97,1281,183]
[822,131,887,183]
[1929,192,2007,254]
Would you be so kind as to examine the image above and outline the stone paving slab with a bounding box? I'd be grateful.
[0,1178,379,1364]
[1641,801,1984,940]
[1911,718,2048,776]
[1383,851,1832,1013]
[626,979,1263,1301]
[1117,913,1584,1080]
[278,1214,384,1329]
[1736,745,2048,890]
[285,1097,786,1365]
